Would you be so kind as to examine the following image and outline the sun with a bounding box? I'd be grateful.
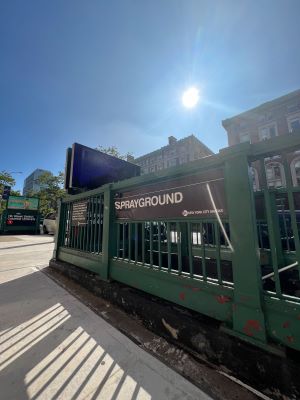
[182,87,200,109]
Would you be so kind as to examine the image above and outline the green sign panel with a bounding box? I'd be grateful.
[7,196,39,211]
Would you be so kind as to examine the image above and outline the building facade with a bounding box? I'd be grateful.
[222,89,300,190]
[222,89,300,146]
[23,169,50,195]
[132,135,213,175]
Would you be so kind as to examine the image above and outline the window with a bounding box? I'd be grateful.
[250,167,259,191]
[265,162,285,188]
[46,213,56,220]
[167,159,176,167]
[258,114,266,123]
[239,132,251,143]
[287,113,300,133]
[258,123,277,141]
[287,103,300,113]
[291,157,300,186]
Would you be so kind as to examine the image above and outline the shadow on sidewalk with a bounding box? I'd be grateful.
[0,269,203,400]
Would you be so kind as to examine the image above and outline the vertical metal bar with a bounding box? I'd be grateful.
[80,200,85,251]
[158,221,162,269]
[135,223,138,263]
[88,197,93,252]
[78,221,82,251]
[258,222,263,249]
[101,186,114,280]
[63,204,67,246]
[66,203,70,247]
[75,203,80,250]
[142,222,145,264]
[116,223,120,258]
[85,197,89,251]
[70,203,74,248]
[73,204,77,249]
[83,200,88,252]
[187,222,193,278]
[200,222,207,280]
[93,196,97,253]
[122,223,125,259]
[176,222,182,274]
[167,222,171,272]
[92,196,96,252]
[98,195,103,253]
[214,221,222,284]
[64,203,68,246]
[279,198,290,251]
[66,203,69,247]
[260,158,282,296]
[128,223,132,261]
[149,222,153,267]
[67,203,71,248]
[225,153,267,342]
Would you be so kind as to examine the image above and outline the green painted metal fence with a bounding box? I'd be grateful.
[54,132,300,354]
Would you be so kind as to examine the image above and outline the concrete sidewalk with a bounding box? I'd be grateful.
[0,236,211,400]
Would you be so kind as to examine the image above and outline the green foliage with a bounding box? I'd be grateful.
[0,170,15,188]
[95,145,132,161]
[0,171,16,214]
[27,171,66,216]
[10,190,21,196]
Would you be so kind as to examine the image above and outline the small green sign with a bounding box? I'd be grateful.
[7,196,39,211]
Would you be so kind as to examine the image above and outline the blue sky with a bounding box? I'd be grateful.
[1,0,300,191]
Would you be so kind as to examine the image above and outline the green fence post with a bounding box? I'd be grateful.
[222,144,267,345]
[101,184,114,281]
[52,199,62,260]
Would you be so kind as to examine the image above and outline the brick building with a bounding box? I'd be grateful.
[222,89,300,189]
[222,89,300,146]
[131,135,213,174]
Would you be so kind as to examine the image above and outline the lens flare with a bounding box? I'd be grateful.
[182,87,200,108]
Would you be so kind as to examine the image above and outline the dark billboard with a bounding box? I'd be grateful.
[67,143,140,191]
[114,169,227,220]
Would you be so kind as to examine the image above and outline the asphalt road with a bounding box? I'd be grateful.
[0,235,212,400]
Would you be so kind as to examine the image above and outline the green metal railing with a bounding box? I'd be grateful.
[59,194,104,254]
[114,220,233,286]
[55,132,300,354]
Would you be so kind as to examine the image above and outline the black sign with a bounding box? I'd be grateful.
[68,143,140,191]
[114,169,227,220]
[2,185,11,200]
[71,201,88,226]
[6,213,36,226]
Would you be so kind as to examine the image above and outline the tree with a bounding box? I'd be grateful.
[27,171,66,216]
[10,190,21,196]
[0,171,16,214]
[0,171,15,189]
[95,145,133,161]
